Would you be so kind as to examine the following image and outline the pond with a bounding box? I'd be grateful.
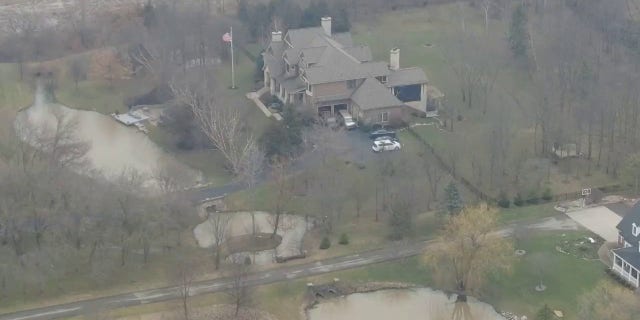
[308,288,505,320]
[13,82,200,191]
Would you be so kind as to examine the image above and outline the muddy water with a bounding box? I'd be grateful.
[14,84,200,190]
[308,288,505,320]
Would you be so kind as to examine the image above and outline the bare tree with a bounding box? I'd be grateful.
[172,256,198,320]
[269,157,292,238]
[227,256,253,317]
[171,81,256,175]
[578,281,640,320]
[210,212,231,270]
[68,57,88,90]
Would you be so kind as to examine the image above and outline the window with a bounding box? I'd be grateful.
[286,64,290,73]
[376,76,387,84]
[380,112,389,123]
[615,256,623,267]
[633,268,638,279]
[347,80,357,89]
[633,223,639,237]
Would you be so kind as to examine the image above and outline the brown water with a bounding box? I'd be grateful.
[308,288,505,320]
[14,84,201,191]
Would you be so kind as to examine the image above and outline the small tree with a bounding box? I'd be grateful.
[339,233,349,245]
[536,304,553,320]
[444,182,463,215]
[320,236,331,249]
[498,191,510,208]
[508,3,529,59]
[388,199,413,240]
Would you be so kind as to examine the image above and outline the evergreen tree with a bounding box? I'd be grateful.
[508,3,529,59]
[536,304,553,320]
[445,182,463,215]
[237,0,249,23]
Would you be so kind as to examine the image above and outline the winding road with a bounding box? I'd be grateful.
[0,215,578,320]
[1,241,430,320]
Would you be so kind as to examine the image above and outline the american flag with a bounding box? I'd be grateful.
[222,32,232,43]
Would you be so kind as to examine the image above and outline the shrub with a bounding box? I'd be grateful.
[339,233,350,245]
[498,192,511,208]
[320,236,331,249]
[513,193,524,206]
[526,190,539,204]
[542,188,553,201]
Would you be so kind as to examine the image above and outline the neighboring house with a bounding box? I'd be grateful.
[611,202,640,287]
[262,16,443,126]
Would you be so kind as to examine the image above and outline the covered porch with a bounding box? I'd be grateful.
[611,247,640,287]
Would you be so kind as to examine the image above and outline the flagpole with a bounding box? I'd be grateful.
[230,26,236,89]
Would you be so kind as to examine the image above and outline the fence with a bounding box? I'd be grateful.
[405,126,634,207]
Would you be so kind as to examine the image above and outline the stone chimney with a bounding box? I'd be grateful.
[272,31,283,42]
[389,48,400,71]
[321,17,332,36]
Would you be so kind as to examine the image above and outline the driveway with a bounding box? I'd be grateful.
[565,206,622,242]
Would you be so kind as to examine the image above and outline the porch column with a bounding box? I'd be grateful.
[270,79,276,95]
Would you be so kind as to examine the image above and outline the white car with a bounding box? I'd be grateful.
[371,139,401,152]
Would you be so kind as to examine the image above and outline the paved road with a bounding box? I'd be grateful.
[0,241,430,320]
[0,214,579,320]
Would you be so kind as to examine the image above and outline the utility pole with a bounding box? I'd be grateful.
[230,26,236,89]
[223,27,236,89]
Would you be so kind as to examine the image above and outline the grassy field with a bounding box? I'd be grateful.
[484,230,606,319]
[351,3,618,198]
[107,229,604,320]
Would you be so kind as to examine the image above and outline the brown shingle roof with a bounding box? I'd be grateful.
[351,78,403,110]
[387,67,428,87]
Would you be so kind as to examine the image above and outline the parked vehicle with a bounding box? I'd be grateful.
[371,139,402,152]
[369,129,397,140]
[337,110,357,130]
[374,135,399,142]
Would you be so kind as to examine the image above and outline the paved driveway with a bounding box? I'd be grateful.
[566,206,622,242]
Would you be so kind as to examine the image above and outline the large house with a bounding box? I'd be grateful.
[611,202,640,287]
[262,17,443,126]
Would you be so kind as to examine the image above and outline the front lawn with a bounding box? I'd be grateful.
[484,230,606,319]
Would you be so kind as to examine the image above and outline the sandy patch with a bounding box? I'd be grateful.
[14,84,201,190]
[193,212,308,264]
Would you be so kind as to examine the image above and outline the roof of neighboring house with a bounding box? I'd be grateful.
[387,67,429,87]
[351,78,403,110]
[617,201,640,244]
[613,246,640,269]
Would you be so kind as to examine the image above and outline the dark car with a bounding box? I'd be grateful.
[369,129,397,140]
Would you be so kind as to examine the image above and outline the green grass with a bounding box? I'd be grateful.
[499,202,559,224]
[56,78,154,115]
[351,3,618,197]
[484,230,606,319]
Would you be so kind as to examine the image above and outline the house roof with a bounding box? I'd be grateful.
[351,78,403,110]
[263,41,286,79]
[343,45,372,62]
[617,201,640,244]
[304,43,390,85]
[281,76,306,91]
[613,247,640,269]
[387,67,429,87]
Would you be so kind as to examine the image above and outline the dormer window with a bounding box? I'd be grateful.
[633,223,639,237]
[376,76,387,84]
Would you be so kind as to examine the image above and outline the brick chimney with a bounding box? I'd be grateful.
[390,48,400,71]
[321,17,332,36]
[272,31,283,42]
